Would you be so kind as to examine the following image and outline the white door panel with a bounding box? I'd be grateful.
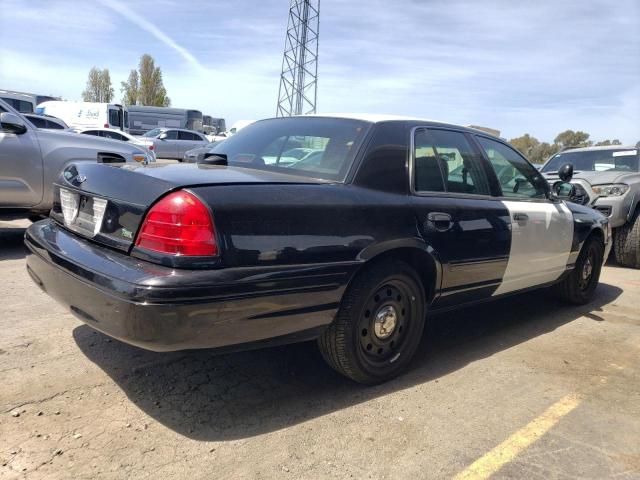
[493,201,573,295]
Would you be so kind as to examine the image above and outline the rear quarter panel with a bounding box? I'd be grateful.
[192,183,418,268]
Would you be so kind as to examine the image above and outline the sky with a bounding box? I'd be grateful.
[0,0,638,143]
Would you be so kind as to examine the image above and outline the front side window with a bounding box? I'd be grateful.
[208,117,370,181]
[477,136,547,199]
[83,130,101,136]
[413,128,491,195]
[164,130,178,140]
[27,116,47,128]
[108,109,121,127]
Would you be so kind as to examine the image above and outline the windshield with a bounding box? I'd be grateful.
[542,149,639,173]
[143,128,163,137]
[208,117,371,181]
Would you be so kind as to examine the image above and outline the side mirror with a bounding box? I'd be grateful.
[0,112,27,134]
[558,163,574,182]
[158,132,168,140]
[552,180,576,199]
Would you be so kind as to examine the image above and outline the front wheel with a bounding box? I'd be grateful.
[556,235,604,305]
[318,260,426,385]
[613,209,640,268]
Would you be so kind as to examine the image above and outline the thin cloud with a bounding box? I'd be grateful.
[96,0,205,71]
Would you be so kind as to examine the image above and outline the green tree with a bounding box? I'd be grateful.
[120,54,170,106]
[530,142,559,164]
[120,70,139,106]
[594,139,622,146]
[81,67,114,102]
[509,134,540,159]
[553,130,592,150]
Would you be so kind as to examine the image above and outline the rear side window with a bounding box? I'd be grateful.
[476,136,547,199]
[46,120,65,129]
[83,130,101,136]
[103,131,126,141]
[414,129,491,195]
[178,131,199,140]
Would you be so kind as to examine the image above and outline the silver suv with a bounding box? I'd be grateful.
[0,99,153,221]
[541,145,640,268]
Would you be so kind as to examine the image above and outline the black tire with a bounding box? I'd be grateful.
[318,260,426,385]
[613,208,640,269]
[556,235,604,305]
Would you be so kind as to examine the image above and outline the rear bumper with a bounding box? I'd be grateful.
[25,220,355,352]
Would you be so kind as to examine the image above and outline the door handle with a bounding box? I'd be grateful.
[426,212,453,232]
[513,213,529,222]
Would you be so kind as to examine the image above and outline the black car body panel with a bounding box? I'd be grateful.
[25,116,611,353]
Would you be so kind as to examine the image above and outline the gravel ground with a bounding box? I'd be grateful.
[1,219,639,479]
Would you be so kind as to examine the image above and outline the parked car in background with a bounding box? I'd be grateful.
[142,127,209,160]
[36,101,128,132]
[0,99,152,221]
[127,106,203,135]
[0,89,36,113]
[23,113,69,130]
[25,115,610,385]
[541,146,640,268]
[182,141,221,163]
[76,127,156,161]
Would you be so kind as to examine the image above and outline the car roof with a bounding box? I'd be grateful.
[285,113,502,139]
[557,145,637,153]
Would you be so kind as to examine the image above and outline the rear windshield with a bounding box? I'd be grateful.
[207,117,371,181]
[542,149,639,173]
[143,128,163,137]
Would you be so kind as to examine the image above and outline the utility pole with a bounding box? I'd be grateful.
[276,0,320,117]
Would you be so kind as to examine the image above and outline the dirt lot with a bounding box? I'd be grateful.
[1,219,639,479]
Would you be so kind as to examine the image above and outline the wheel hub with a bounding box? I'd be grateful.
[373,305,397,339]
[583,257,593,281]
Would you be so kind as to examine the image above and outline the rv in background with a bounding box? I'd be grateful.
[36,101,128,131]
[127,106,203,135]
[0,90,61,113]
[202,115,227,135]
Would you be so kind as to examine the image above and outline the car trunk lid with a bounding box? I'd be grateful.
[51,162,327,253]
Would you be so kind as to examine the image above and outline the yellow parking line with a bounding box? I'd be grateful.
[454,393,583,480]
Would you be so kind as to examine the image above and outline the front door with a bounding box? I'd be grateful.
[0,119,43,207]
[473,135,574,295]
[411,127,511,307]
[156,130,178,159]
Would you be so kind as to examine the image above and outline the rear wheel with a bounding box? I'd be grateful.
[318,260,426,385]
[613,209,640,268]
[556,235,604,304]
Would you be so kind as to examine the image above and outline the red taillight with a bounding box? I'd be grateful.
[148,144,154,151]
[135,191,218,256]
[104,123,109,128]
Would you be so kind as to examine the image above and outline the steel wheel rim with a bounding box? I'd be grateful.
[358,280,415,367]
[578,248,596,291]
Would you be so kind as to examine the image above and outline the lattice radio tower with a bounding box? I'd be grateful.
[276,0,320,117]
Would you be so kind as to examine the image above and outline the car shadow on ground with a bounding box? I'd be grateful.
[73,283,622,441]
[0,225,28,261]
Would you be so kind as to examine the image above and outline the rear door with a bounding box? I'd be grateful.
[474,135,573,295]
[177,131,202,157]
[411,127,511,306]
